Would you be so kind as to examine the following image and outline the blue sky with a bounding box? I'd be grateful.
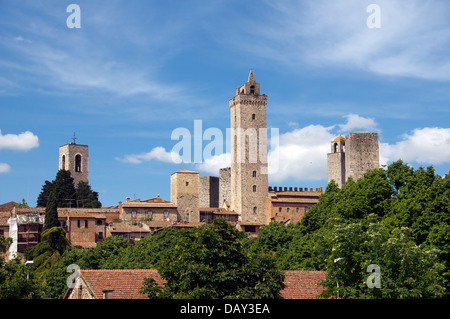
[1,0,449,207]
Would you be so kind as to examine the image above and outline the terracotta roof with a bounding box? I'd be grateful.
[0,201,18,212]
[0,214,10,227]
[281,270,326,299]
[109,223,150,233]
[71,269,324,299]
[333,135,346,142]
[79,269,165,299]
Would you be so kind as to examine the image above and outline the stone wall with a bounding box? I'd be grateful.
[199,176,219,208]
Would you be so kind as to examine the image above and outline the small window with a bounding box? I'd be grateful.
[253,207,257,214]
[132,211,137,218]
[286,208,290,213]
[85,220,88,228]
[148,211,153,218]
[186,213,190,222]
[278,207,282,213]
[304,207,308,213]
[296,208,299,213]
[96,220,103,226]
[252,114,256,120]
[252,185,256,192]
[186,182,189,186]
[252,170,256,177]
[62,155,66,170]
[250,85,255,94]
[75,154,82,172]
[164,211,169,219]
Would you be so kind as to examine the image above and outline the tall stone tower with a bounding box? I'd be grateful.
[229,70,268,225]
[59,139,89,188]
[345,132,379,182]
[327,135,346,187]
[171,170,199,223]
[327,132,379,187]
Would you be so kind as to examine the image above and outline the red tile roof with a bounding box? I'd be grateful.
[73,269,325,299]
[281,270,326,299]
[80,269,165,299]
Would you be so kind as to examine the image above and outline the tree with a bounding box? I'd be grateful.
[32,227,72,276]
[37,170,102,208]
[0,256,43,299]
[320,215,445,299]
[43,190,59,231]
[141,218,285,299]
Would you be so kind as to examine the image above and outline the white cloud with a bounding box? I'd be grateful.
[0,130,39,151]
[380,127,450,165]
[338,113,378,132]
[230,0,450,81]
[0,163,11,173]
[196,153,231,175]
[117,146,182,164]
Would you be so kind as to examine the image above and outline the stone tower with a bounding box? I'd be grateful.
[170,170,199,223]
[327,135,346,187]
[327,132,379,187]
[59,140,89,188]
[229,70,268,225]
[345,132,379,182]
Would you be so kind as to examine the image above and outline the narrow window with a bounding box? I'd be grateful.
[132,211,136,219]
[84,220,88,228]
[75,154,82,172]
[334,143,338,153]
[62,155,66,170]
[296,207,299,213]
[253,207,257,214]
[253,185,256,192]
[250,85,255,94]
[186,213,190,222]
[148,211,152,219]
[304,207,308,213]
[186,182,189,186]
[279,207,282,213]
[164,211,169,219]
[286,208,290,213]
[252,170,256,177]
[252,114,256,120]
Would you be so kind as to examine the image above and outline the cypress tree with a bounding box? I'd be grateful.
[43,190,59,231]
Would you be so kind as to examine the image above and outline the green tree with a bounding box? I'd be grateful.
[75,181,101,208]
[32,227,72,276]
[320,215,445,299]
[142,218,285,299]
[0,256,43,299]
[43,190,59,231]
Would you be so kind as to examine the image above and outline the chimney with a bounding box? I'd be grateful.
[102,286,114,299]
[126,197,130,203]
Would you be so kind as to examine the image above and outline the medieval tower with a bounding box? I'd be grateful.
[327,132,379,187]
[170,170,200,223]
[59,139,89,188]
[229,70,269,224]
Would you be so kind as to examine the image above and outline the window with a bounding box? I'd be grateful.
[253,207,257,214]
[96,220,103,226]
[77,219,85,228]
[296,208,299,213]
[253,185,256,192]
[334,143,338,153]
[186,182,189,186]
[186,213,190,222]
[75,154,82,172]
[304,207,308,213]
[62,155,66,170]
[132,211,137,219]
[164,211,169,219]
[85,220,88,228]
[286,208,290,213]
[252,170,256,177]
[250,85,255,94]
[279,207,282,213]
[252,114,256,120]
[148,211,153,219]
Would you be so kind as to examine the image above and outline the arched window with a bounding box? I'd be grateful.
[253,185,257,192]
[253,207,257,214]
[252,170,257,177]
[75,154,82,172]
[252,113,256,120]
[62,155,66,170]
[334,143,338,153]
[250,85,255,94]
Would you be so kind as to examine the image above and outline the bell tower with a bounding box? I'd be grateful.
[229,70,269,225]
[59,133,89,188]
